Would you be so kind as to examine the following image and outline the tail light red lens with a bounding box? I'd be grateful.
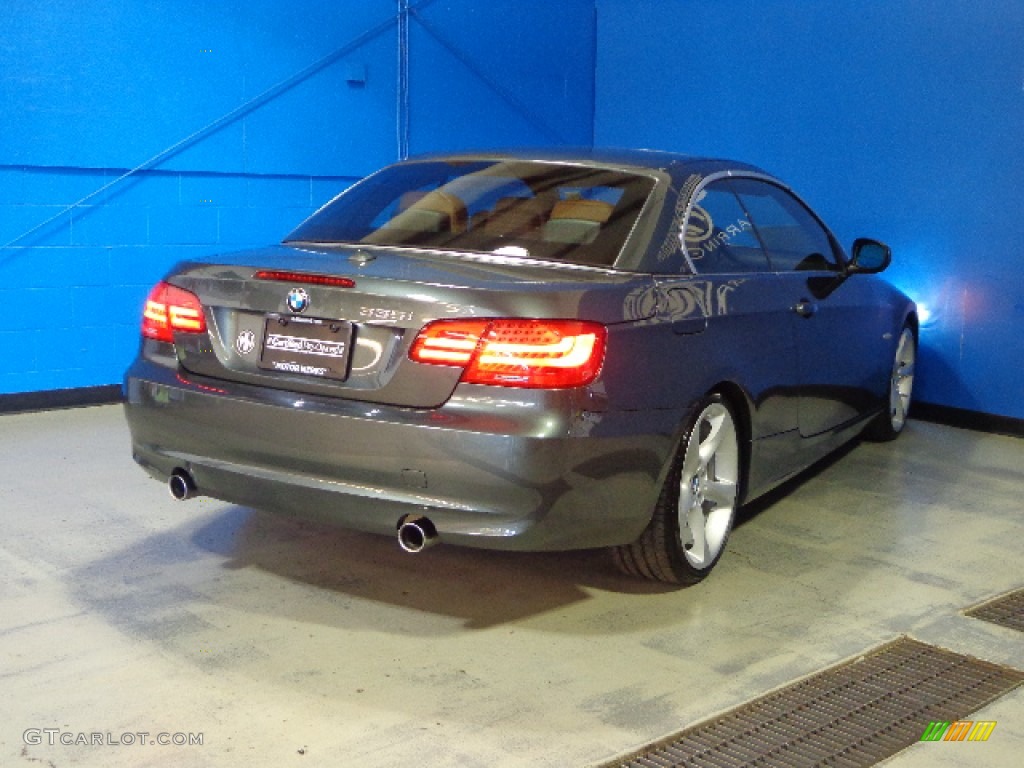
[410,319,607,389]
[142,281,207,343]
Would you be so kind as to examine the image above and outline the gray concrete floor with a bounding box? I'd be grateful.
[1,405,1020,768]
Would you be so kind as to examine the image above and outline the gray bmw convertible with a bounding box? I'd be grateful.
[124,149,916,584]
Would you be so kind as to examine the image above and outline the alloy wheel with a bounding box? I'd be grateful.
[677,402,739,570]
[889,328,916,431]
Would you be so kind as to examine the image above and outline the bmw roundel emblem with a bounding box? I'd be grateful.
[286,287,310,314]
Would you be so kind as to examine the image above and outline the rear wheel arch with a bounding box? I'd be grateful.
[611,383,749,584]
[709,382,752,502]
[643,381,752,512]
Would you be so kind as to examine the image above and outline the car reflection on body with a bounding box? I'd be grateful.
[123,150,916,584]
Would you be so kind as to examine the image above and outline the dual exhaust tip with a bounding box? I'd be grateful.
[169,469,438,554]
[167,469,197,501]
[396,514,438,553]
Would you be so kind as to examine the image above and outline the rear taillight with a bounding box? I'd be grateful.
[142,281,207,343]
[410,319,606,389]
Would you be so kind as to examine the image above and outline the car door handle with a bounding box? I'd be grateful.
[793,299,818,318]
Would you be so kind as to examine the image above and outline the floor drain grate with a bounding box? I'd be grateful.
[601,637,1024,768]
[965,588,1024,633]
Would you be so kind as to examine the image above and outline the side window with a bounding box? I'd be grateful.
[730,179,841,272]
[684,182,768,274]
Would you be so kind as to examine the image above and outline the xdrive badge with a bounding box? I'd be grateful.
[286,287,309,314]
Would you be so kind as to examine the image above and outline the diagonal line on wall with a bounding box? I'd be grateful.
[409,8,568,145]
[1,0,441,253]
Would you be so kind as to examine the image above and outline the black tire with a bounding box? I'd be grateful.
[612,394,741,584]
[865,325,916,442]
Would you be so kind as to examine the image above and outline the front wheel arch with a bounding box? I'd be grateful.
[865,320,917,442]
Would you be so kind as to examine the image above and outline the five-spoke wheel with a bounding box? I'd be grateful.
[678,401,739,572]
[612,394,741,584]
[867,325,916,441]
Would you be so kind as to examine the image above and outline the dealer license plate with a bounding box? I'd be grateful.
[259,316,353,380]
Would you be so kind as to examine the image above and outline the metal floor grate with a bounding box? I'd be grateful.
[965,588,1024,633]
[601,637,1024,768]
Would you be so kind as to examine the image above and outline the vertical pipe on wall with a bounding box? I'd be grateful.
[397,0,411,160]
[3,0,445,253]
[589,3,598,148]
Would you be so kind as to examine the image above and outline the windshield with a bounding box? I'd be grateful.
[285,159,656,267]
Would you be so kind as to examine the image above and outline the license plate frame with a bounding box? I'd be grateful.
[259,315,353,381]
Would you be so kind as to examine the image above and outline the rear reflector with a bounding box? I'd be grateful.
[142,281,207,343]
[410,319,606,389]
[254,270,356,288]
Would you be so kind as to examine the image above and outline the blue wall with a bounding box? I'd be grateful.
[595,0,1024,421]
[0,0,595,395]
[4,0,1022,422]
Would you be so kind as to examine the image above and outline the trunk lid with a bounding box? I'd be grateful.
[168,244,655,408]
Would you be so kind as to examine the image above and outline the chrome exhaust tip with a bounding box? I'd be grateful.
[397,514,438,553]
[168,469,197,501]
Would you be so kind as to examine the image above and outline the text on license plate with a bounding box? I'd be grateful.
[259,316,352,380]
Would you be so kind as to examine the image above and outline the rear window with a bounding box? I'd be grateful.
[285,160,655,267]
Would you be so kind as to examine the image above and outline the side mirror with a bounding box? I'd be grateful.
[848,238,891,274]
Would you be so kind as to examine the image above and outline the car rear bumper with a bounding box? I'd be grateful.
[123,358,680,551]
